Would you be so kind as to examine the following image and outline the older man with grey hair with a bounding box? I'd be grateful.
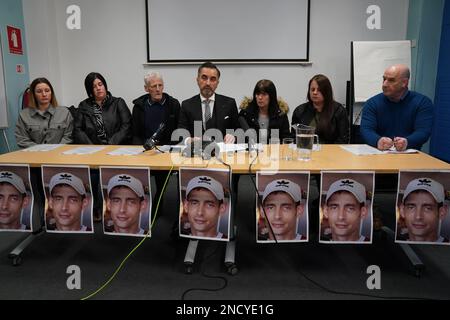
[360,64,433,151]
[132,72,181,146]
[132,72,180,219]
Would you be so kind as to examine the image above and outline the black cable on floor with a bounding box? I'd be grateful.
[296,267,434,300]
[180,244,228,300]
[180,154,234,300]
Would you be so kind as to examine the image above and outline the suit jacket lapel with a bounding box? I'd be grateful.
[194,95,203,122]
[210,94,221,130]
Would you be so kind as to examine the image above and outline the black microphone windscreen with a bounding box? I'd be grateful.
[238,116,250,131]
[143,138,156,151]
[144,123,166,151]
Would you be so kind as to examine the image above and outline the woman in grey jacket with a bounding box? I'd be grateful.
[15,77,73,149]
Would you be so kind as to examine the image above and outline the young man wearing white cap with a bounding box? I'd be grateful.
[259,179,306,241]
[322,179,369,242]
[105,174,148,235]
[182,175,227,239]
[47,172,90,232]
[0,171,30,230]
[399,177,448,243]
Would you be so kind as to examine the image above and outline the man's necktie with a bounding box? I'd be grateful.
[204,99,211,129]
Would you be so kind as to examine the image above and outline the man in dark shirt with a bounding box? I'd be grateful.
[132,72,180,145]
[132,72,181,219]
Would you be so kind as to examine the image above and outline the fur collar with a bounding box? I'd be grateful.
[239,96,289,115]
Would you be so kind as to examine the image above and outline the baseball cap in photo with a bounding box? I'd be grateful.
[262,179,302,203]
[107,174,145,198]
[0,171,27,194]
[326,179,367,204]
[49,172,86,196]
[186,176,224,201]
[403,177,445,204]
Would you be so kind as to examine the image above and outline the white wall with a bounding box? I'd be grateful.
[23,0,409,120]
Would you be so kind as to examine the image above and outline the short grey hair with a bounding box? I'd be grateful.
[144,72,164,86]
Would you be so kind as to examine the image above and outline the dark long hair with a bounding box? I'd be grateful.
[84,72,108,98]
[251,79,279,117]
[29,77,58,108]
[307,74,335,139]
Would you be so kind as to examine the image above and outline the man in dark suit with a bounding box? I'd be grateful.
[179,62,238,144]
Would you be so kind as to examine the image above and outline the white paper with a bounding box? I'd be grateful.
[216,143,264,153]
[383,147,418,154]
[341,145,419,156]
[341,145,383,156]
[156,145,189,153]
[153,145,172,153]
[63,146,106,155]
[216,143,248,153]
[107,147,145,156]
[22,144,63,152]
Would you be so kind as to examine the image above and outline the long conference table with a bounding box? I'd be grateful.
[0,144,448,173]
[1,144,449,274]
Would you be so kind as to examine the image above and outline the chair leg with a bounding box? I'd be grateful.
[381,227,425,278]
[8,229,44,266]
[183,240,199,274]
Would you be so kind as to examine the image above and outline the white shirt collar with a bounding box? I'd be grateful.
[201,94,216,103]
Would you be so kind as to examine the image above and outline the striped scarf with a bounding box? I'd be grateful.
[92,95,109,144]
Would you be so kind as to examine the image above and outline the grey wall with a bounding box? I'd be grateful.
[23,0,409,121]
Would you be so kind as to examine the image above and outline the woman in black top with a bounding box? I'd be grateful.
[74,72,131,145]
[239,79,290,143]
[292,74,349,144]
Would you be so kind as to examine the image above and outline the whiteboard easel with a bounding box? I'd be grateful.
[349,41,411,141]
[352,41,412,103]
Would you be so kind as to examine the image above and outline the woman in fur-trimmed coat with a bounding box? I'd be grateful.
[238,79,291,143]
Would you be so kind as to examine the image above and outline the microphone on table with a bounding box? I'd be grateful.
[238,116,257,153]
[143,123,166,151]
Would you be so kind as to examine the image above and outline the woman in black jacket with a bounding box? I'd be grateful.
[74,72,131,145]
[239,79,290,143]
[292,74,349,144]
